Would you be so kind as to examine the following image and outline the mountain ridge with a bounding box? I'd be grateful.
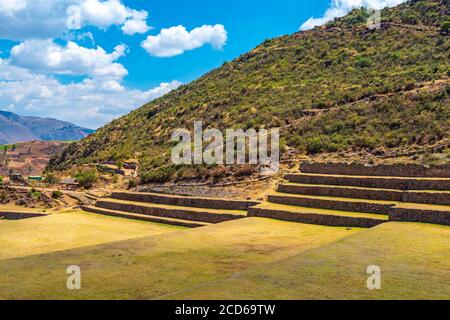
[0,110,94,144]
[47,0,450,182]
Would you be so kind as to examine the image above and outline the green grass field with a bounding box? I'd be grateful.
[170,222,450,300]
[0,210,182,259]
[0,212,448,300]
[0,217,360,299]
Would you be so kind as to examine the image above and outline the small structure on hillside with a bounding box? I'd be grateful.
[96,164,125,176]
[123,162,138,170]
[28,176,43,182]
[9,172,25,183]
[60,178,79,190]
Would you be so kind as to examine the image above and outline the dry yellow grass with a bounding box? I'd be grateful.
[0,209,182,259]
[0,217,360,299]
[170,222,450,300]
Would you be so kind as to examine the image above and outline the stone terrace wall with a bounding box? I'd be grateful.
[248,207,385,228]
[285,174,450,190]
[268,194,394,215]
[111,192,260,211]
[0,212,46,220]
[300,162,450,178]
[277,184,450,205]
[390,207,450,226]
[96,200,244,224]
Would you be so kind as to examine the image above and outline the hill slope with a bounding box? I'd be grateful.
[0,111,94,144]
[47,0,450,182]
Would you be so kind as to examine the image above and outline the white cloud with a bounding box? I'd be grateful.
[0,1,69,40]
[70,0,151,35]
[9,40,127,79]
[0,0,150,40]
[77,0,128,28]
[300,0,407,31]
[141,24,227,58]
[122,11,152,35]
[0,58,182,128]
[0,0,26,15]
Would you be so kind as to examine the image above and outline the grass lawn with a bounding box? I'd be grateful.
[0,210,182,259]
[0,217,360,299]
[170,222,450,300]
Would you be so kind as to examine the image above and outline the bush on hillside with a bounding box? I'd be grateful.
[45,173,59,185]
[74,169,98,189]
[51,191,63,199]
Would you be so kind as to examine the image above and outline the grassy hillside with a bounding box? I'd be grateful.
[47,0,450,182]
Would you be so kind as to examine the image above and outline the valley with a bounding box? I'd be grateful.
[0,0,449,302]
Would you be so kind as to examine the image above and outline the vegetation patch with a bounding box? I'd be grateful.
[46,0,450,183]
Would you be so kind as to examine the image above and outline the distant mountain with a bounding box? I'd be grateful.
[0,111,94,144]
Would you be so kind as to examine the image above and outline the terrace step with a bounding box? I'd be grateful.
[278,183,450,205]
[300,162,450,178]
[268,192,395,215]
[110,192,259,210]
[248,203,388,228]
[95,198,247,224]
[81,206,210,228]
[285,173,450,191]
[390,203,450,226]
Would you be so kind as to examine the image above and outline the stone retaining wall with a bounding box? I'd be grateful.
[0,212,46,220]
[278,184,404,201]
[390,208,450,226]
[111,192,259,210]
[300,162,450,178]
[95,200,244,224]
[268,195,393,215]
[403,192,450,206]
[248,207,385,228]
[285,174,450,191]
[81,206,205,228]
[278,184,450,205]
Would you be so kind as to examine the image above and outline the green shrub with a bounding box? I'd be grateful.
[51,191,63,199]
[45,173,59,185]
[127,179,137,189]
[74,169,98,189]
[141,166,177,183]
[306,137,324,154]
[116,160,124,169]
[355,57,372,68]
[440,21,450,35]
[28,188,41,199]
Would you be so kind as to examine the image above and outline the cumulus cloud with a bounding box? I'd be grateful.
[0,0,26,15]
[300,0,407,31]
[9,40,127,79]
[0,58,182,128]
[122,11,152,35]
[141,24,227,57]
[75,0,150,34]
[0,0,150,40]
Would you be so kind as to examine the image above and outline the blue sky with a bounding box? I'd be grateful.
[0,0,406,129]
